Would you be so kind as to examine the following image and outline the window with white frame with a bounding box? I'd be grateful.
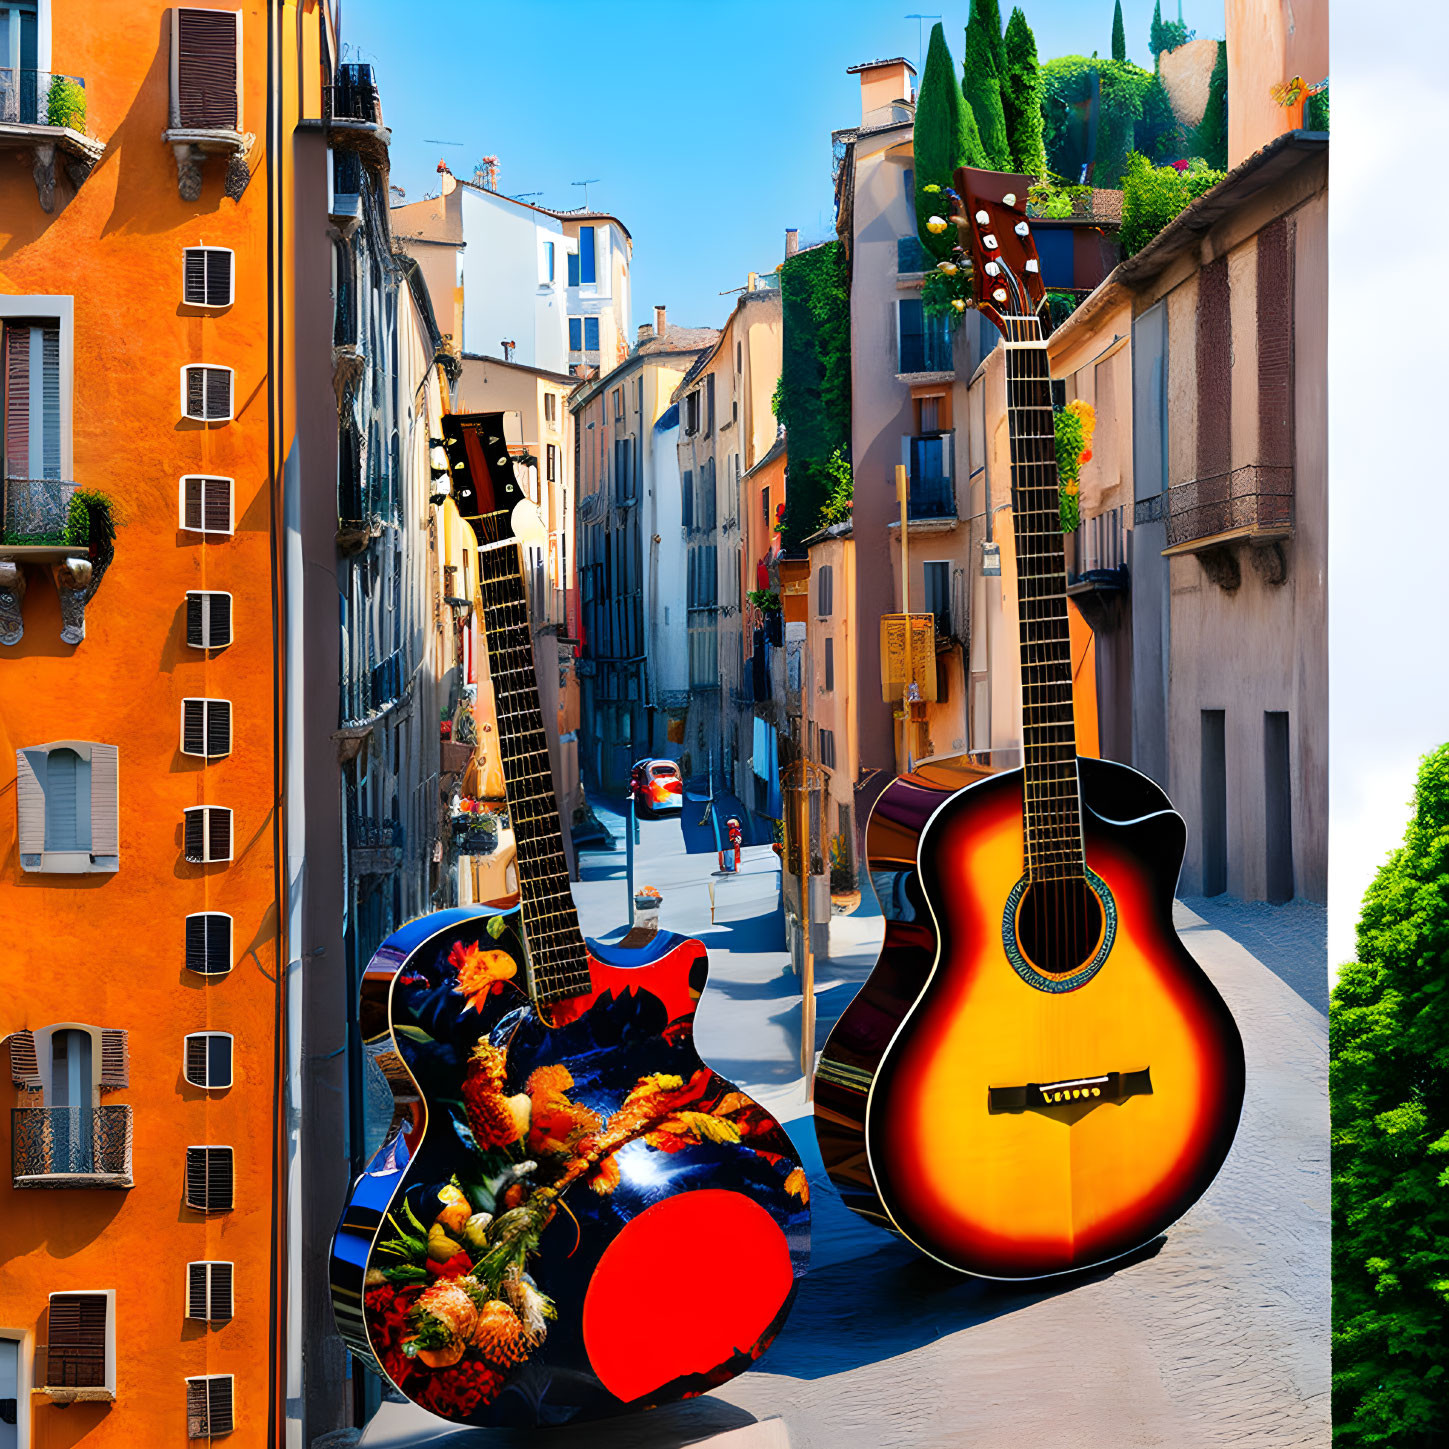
[185,913,233,975]
[182,248,234,308]
[183,1033,233,1090]
[15,742,119,874]
[186,1262,234,1322]
[186,591,232,649]
[180,699,232,759]
[180,365,233,422]
[43,1291,115,1396]
[541,240,554,284]
[544,391,557,425]
[185,1374,234,1437]
[179,475,233,534]
[183,806,232,864]
[171,7,242,130]
[184,1146,234,1213]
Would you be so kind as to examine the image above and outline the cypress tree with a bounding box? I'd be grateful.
[963,14,1011,171]
[1149,0,1164,62]
[1112,0,1127,62]
[973,0,1008,76]
[1194,40,1228,168]
[1002,8,1047,176]
[914,22,985,260]
[1331,743,1449,1447]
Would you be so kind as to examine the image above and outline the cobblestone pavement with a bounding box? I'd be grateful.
[364,802,1328,1449]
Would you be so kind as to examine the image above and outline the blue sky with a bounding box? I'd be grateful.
[345,1,1221,329]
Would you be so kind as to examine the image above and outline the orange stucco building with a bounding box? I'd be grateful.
[0,4,342,1445]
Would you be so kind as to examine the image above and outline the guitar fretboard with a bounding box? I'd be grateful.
[473,509,591,1004]
[1002,315,1084,882]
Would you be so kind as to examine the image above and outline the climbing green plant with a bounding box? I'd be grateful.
[1001,8,1047,175]
[46,77,87,132]
[746,588,781,613]
[64,489,116,547]
[818,448,854,528]
[1053,400,1094,533]
[1331,743,1449,1448]
[777,243,851,548]
[1119,151,1224,256]
[1040,56,1180,187]
[921,260,972,322]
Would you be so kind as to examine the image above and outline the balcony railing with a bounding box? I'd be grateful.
[1164,465,1293,550]
[0,69,87,129]
[1,478,78,547]
[325,64,383,126]
[12,1106,133,1187]
[1066,504,1129,586]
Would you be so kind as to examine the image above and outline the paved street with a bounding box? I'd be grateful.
[364,794,1329,1449]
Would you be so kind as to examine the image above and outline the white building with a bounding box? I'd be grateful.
[550,210,632,375]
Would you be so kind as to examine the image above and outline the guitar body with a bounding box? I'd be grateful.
[331,906,809,1428]
[817,759,1243,1279]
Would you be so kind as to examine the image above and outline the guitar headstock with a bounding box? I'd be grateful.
[948,167,1045,338]
[439,411,543,548]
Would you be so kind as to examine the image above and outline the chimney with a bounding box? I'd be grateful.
[654,305,667,337]
[785,228,799,258]
[637,323,655,344]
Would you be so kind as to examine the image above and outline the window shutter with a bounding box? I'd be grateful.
[9,1029,42,1087]
[182,700,231,758]
[181,476,232,533]
[89,744,119,860]
[99,1029,128,1089]
[187,367,205,418]
[16,748,46,855]
[3,324,29,476]
[185,1146,234,1211]
[206,368,232,420]
[210,808,231,860]
[183,806,232,862]
[186,591,233,650]
[183,248,232,307]
[184,1033,231,1089]
[185,913,232,975]
[183,807,205,861]
[47,1293,108,1388]
[187,1262,234,1321]
[176,8,240,129]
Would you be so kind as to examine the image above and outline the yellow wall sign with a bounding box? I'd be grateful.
[880,613,938,702]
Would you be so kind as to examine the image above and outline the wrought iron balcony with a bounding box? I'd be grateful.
[12,1105,133,1188]
[1,478,78,548]
[1164,465,1294,552]
[324,64,390,170]
[0,68,86,128]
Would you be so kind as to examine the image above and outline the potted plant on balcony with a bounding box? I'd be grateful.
[46,77,87,133]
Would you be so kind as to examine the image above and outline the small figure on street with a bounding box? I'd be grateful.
[721,815,743,874]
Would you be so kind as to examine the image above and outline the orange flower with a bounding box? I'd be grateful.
[586,1156,621,1195]
[784,1167,810,1203]
[462,1042,524,1151]
[449,941,518,1013]
[525,1064,600,1159]
[472,1299,533,1366]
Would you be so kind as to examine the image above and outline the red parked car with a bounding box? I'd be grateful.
[630,758,683,815]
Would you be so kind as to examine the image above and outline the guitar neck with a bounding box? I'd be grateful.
[473,513,591,1005]
[1003,316,1084,881]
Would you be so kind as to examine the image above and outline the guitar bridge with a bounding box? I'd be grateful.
[987,1068,1152,1114]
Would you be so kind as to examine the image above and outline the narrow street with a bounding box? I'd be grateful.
[364,790,1329,1449]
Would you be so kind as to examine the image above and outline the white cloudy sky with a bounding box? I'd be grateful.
[1327,0,1449,971]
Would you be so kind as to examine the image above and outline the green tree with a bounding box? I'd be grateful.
[972,0,1007,74]
[1332,743,1449,1448]
[1111,0,1127,62]
[776,243,852,546]
[1194,40,1228,168]
[1040,55,1177,186]
[1002,8,1047,174]
[1118,152,1222,255]
[1149,0,1164,62]
[914,22,985,260]
[963,14,1011,171]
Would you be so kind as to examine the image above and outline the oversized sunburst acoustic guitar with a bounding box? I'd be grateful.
[330,413,808,1427]
[812,169,1244,1279]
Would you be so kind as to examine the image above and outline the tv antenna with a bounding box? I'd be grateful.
[904,13,940,70]
[424,139,464,147]
[512,191,544,203]
[571,178,601,208]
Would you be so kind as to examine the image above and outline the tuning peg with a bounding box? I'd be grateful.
[982,233,998,250]
[974,209,990,224]
[1024,259,1040,274]
[984,261,1000,277]
[1003,192,1017,206]
[1015,221,1030,237]
[992,287,1008,302]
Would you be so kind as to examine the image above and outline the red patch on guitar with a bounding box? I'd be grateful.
[582,1189,793,1403]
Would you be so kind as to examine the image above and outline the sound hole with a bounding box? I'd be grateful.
[1015,876,1104,976]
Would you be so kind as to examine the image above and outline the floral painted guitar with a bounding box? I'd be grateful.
[329,414,809,1427]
